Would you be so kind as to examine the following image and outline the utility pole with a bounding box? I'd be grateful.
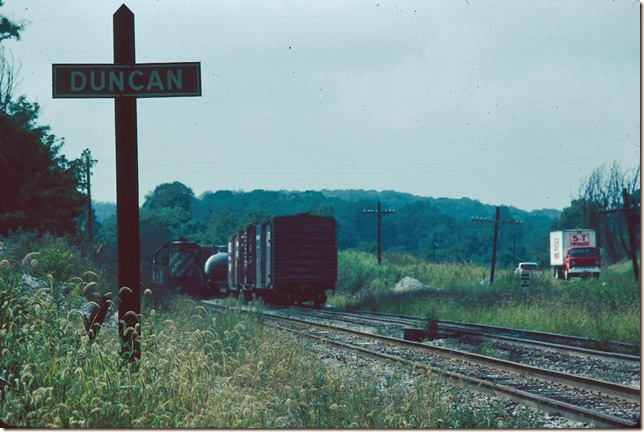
[86,153,93,242]
[598,188,640,282]
[512,234,516,267]
[472,206,522,284]
[432,232,438,262]
[362,201,396,265]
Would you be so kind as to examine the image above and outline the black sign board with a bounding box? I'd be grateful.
[53,62,201,98]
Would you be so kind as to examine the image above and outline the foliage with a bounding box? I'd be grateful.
[192,188,557,267]
[330,250,640,343]
[143,181,195,213]
[0,0,23,42]
[0,101,86,236]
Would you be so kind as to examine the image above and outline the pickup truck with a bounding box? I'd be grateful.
[514,262,543,275]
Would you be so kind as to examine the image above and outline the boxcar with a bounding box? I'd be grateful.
[228,214,337,306]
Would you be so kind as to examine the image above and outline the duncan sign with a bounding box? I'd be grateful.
[52,62,201,98]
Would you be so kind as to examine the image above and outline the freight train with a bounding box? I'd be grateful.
[151,214,337,307]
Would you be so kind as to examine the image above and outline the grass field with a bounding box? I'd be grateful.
[1,236,542,428]
[330,250,640,344]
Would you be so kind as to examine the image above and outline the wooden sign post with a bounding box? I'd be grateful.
[53,4,202,362]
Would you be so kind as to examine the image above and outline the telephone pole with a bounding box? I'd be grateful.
[472,206,522,284]
[598,188,640,282]
[362,201,395,265]
[432,232,439,262]
[86,153,93,242]
[512,234,516,267]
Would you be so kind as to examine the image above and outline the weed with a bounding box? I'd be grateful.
[330,250,640,343]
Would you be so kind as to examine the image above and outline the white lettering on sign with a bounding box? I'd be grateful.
[53,62,200,98]
[128,70,144,90]
[147,70,163,90]
[71,71,86,91]
[168,70,182,89]
[109,71,124,91]
[69,69,186,93]
[90,71,105,91]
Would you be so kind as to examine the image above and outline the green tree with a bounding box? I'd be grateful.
[0,0,23,42]
[0,99,85,235]
[143,181,195,213]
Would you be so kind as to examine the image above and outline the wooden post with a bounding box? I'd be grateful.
[432,232,437,262]
[490,207,500,284]
[114,4,141,362]
[52,5,202,364]
[377,201,382,265]
[598,189,640,282]
[622,189,639,282]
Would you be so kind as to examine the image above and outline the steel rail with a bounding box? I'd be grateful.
[266,312,640,403]
[203,301,640,427]
[203,302,639,402]
[292,306,640,364]
[315,305,641,356]
[269,322,638,428]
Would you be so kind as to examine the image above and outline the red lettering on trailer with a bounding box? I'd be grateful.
[570,233,590,246]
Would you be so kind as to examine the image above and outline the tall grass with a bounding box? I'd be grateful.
[331,251,640,343]
[1,236,542,428]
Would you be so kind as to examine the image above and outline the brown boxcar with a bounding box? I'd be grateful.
[228,214,337,306]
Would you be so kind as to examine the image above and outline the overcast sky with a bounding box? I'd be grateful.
[2,0,640,211]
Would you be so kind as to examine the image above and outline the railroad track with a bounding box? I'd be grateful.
[203,301,641,428]
[291,305,640,363]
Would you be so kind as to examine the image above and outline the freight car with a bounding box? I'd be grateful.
[151,240,220,295]
[228,214,337,307]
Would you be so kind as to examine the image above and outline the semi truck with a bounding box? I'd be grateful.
[549,229,601,280]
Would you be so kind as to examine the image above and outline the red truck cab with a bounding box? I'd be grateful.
[563,247,601,280]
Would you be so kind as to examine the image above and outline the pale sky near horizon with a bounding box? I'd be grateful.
[1,0,640,211]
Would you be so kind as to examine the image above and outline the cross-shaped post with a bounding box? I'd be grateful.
[53,4,202,363]
[362,201,396,265]
[471,206,523,284]
[598,188,640,282]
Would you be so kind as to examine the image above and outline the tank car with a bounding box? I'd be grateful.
[204,251,229,296]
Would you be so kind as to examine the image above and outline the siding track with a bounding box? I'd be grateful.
[202,301,641,428]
